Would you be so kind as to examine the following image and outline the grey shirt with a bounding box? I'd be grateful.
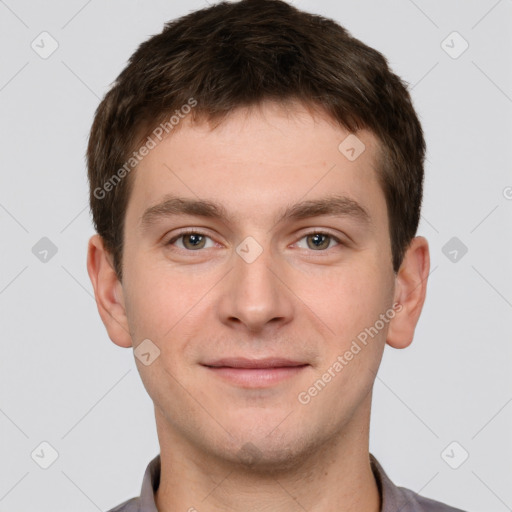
[107,453,466,512]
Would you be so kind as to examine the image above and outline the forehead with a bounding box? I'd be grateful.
[125,101,386,229]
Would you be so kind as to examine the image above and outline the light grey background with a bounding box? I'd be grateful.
[1,1,511,511]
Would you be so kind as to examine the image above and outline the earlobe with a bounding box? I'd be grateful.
[86,234,133,348]
[386,236,430,349]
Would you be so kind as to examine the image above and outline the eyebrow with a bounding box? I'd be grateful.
[139,194,371,231]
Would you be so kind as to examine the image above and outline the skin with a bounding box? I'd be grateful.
[87,100,429,512]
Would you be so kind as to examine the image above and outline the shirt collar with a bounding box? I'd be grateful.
[139,454,160,512]
[369,452,416,511]
[140,452,407,512]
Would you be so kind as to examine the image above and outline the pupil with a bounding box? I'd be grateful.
[310,233,328,249]
[189,234,202,245]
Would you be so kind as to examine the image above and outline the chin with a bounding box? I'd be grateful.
[212,422,325,475]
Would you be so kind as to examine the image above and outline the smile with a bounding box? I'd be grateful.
[202,358,309,388]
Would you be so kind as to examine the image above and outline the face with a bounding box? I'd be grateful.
[92,101,422,470]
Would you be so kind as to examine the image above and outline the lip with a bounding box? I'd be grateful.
[201,358,309,388]
[203,357,307,369]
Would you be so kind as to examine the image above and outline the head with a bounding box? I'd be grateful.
[87,0,429,470]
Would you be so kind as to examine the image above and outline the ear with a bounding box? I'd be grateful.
[386,236,430,349]
[86,234,133,348]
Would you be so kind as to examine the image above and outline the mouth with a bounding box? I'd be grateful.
[201,358,309,388]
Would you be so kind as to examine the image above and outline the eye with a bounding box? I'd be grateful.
[295,232,341,251]
[167,230,216,251]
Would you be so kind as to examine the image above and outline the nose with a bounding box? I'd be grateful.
[216,241,295,333]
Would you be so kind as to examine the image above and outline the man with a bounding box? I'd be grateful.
[86,1,465,510]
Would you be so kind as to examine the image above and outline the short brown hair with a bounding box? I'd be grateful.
[87,0,425,280]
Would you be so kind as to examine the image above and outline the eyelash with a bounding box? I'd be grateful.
[166,229,343,252]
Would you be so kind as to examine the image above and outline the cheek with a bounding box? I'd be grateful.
[300,259,393,342]
[122,255,179,340]
[122,253,218,349]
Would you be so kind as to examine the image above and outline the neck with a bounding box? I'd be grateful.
[154,399,381,512]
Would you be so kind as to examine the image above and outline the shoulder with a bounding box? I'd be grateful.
[105,497,140,512]
[369,454,466,512]
[105,454,160,512]
[395,484,467,512]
